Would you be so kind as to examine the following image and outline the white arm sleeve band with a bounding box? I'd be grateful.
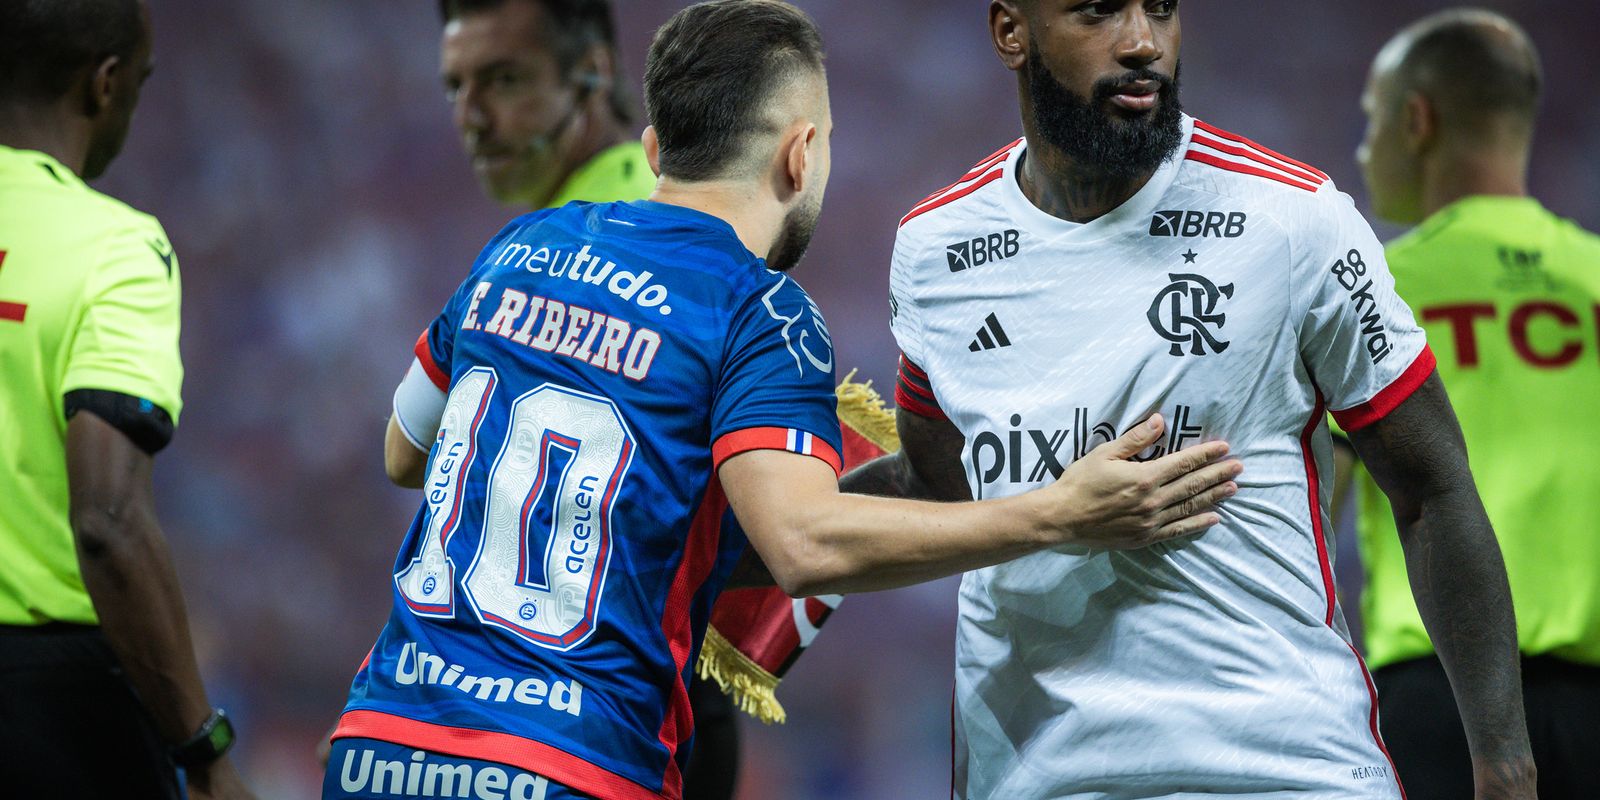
[393,358,447,451]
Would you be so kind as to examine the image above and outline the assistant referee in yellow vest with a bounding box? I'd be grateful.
[0,2,254,798]
[1340,9,1600,798]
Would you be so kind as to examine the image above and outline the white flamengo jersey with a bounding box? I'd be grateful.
[889,116,1437,799]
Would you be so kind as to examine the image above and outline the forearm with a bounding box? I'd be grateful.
[769,490,1047,596]
[727,451,960,591]
[76,506,214,744]
[1398,491,1535,788]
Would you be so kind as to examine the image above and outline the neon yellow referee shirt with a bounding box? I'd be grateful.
[545,141,656,209]
[1354,195,1600,669]
[0,145,183,626]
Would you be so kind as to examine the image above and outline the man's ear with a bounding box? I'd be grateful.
[85,55,120,117]
[641,125,661,177]
[1402,91,1436,155]
[783,121,817,196]
[990,0,1027,72]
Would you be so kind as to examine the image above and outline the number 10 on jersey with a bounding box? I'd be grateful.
[396,368,635,651]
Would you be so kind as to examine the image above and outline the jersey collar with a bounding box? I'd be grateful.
[997,115,1194,244]
[0,145,83,189]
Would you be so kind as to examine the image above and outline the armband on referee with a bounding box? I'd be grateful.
[63,389,175,454]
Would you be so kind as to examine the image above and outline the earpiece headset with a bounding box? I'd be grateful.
[526,71,605,156]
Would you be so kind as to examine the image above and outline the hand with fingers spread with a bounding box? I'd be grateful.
[1043,412,1242,549]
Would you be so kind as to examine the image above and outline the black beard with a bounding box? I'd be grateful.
[1026,46,1184,180]
[766,197,820,273]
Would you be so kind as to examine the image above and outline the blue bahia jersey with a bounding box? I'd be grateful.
[335,201,843,800]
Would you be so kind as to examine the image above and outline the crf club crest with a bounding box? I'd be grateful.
[1148,272,1234,356]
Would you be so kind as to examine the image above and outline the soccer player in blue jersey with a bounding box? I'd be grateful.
[324,2,1241,798]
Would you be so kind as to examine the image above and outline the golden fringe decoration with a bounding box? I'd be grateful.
[695,372,899,724]
[697,625,787,724]
[834,370,901,452]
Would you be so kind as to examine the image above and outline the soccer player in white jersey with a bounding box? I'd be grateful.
[849,2,1537,797]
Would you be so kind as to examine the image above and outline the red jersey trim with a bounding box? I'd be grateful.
[1184,151,1321,193]
[908,138,1023,210]
[413,331,450,391]
[332,709,668,800]
[1190,132,1325,187]
[1299,391,1337,627]
[895,384,948,421]
[652,480,727,798]
[712,427,843,476]
[896,355,946,421]
[1330,346,1437,432]
[1346,642,1409,799]
[901,168,1007,227]
[1297,397,1408,799]
[1192,119,1331,182]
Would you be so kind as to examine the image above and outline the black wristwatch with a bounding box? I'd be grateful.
[170,708,236,769]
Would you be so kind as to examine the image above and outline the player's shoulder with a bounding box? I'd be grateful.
[1175,118,1339,209]
[895,137,1024,241]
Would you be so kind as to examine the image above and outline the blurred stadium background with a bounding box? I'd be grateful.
[94,1,1599,797]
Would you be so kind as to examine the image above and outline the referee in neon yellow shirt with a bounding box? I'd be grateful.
[0,2,253,798]
[1341,9,1600,798]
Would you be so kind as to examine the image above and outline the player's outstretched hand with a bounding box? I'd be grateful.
[1048,412,1241,549]
[186,757,259,800]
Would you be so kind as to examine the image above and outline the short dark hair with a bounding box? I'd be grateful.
[0,0,142,102]
[440,0,635,124]
[1398,10,1542,132]
[644,0,825,182]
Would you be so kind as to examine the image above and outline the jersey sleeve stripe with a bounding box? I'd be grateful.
[902,140,1023,224]
[1330,345,1438,432]
[712,427,843,475]
[898,355,935,395]
[412,330,450,391]
[1183,151,1321,193]
[332,709,669,800]
[895,382,948,421]
[896,354,946,420]
[1190,133,1325,187]
[900,168,1007,227]
[962,138,1023,180]
[1192,119,1331,182]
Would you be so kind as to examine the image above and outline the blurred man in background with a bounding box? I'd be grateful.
[1340,9,1600,798]
[438,0,653,212]
[0,1,253,798]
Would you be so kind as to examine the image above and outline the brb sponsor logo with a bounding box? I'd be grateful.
[969,406,1204,498]
[1149,273,1235,356]
[947,229,1020,272]
[1150,210,1247,239]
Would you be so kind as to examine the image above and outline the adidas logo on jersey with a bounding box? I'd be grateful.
[1149,210,1247,239]
[947,229,1020,272]
[968,313,1012,352]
